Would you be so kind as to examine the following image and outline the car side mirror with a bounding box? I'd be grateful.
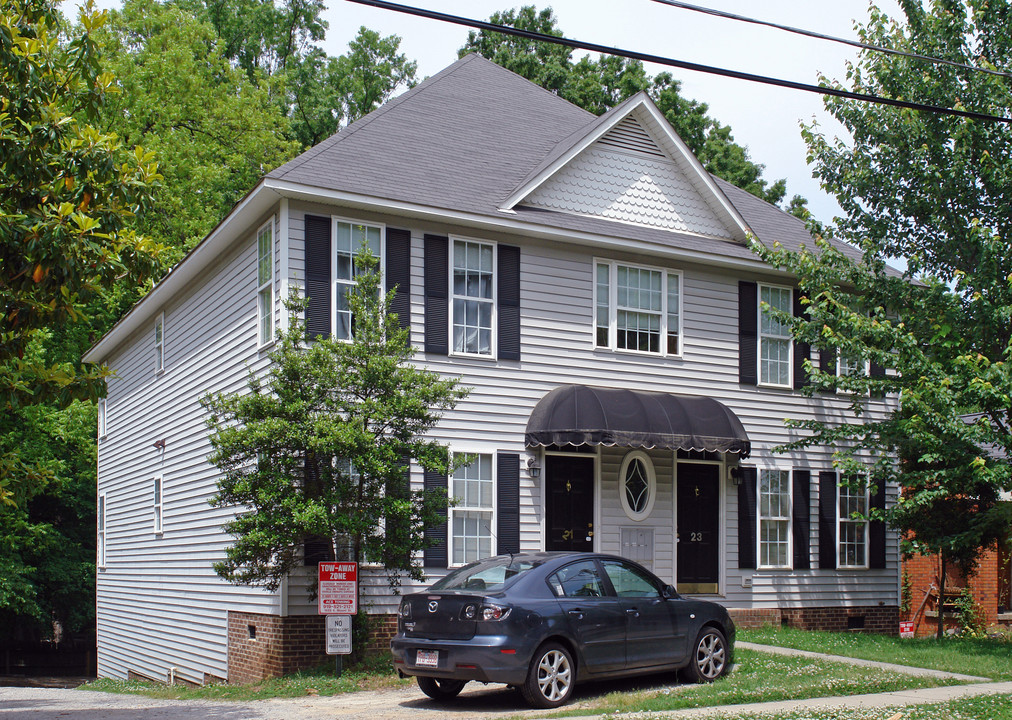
[663,584,678,599]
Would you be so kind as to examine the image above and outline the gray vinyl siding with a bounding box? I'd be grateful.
[279,202,898,614]
[96,208,282,684]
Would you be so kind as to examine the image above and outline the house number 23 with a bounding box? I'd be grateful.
[690,532,703,542]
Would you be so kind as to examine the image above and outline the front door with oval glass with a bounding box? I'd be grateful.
[545,455,595,551]
[676,463,720,594]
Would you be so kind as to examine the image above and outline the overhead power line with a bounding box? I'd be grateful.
[345,0,1012,125]
[651,0,1012,80]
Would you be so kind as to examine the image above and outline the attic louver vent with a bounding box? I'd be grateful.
[596,117,666,158]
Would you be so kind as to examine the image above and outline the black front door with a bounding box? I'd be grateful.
[545,455,595,551]
[676,463,720,594]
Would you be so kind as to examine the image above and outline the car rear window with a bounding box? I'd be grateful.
[430,556,542,592]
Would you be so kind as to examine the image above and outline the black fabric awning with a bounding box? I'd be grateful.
[525,384,751,457]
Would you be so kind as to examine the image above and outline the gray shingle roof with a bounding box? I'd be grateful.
[270,53,837,263]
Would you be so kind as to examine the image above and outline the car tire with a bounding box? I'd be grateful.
[416,676,466,700]
[681,626,729,683]
[520,642,575,708]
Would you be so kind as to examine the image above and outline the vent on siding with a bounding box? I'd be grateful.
[596,116,667,158]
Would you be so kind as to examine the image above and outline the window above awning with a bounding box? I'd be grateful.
[525,384,751,458]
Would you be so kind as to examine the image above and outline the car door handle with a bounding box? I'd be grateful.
[567,610,584,620]
[626,609,640,617]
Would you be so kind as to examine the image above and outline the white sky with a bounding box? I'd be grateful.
[86,0,906,224]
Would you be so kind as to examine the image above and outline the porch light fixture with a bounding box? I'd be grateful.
[526,455,541,479]
[728,466,742,487]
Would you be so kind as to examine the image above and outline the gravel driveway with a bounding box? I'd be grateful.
[0,677,646,720]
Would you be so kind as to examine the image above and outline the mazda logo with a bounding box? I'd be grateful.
[428,601,438,613]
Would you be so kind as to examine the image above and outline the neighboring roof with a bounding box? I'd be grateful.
[526,384,751,457]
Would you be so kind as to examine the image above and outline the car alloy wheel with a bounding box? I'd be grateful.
[521,642,574,708]
[688,626,728,682]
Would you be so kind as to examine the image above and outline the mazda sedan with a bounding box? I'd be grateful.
[390,552,734,708]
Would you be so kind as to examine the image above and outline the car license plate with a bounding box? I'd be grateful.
[415,650,439,667]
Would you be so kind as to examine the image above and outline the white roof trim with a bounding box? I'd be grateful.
[499,93,753,244]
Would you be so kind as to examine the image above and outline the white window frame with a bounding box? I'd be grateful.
[97,398,107,440]
[448,452,496,566]
[758,283,793,388]
[594,259,682,357]
[153,475,163,535]
[757,468,792,569]
[837,479,870,569]
[154,312,165,374]
[256,218,275,348]
[97,493,106,568]
[449,236,497,358]
[837,351,870,394]
[332,216,385,342]
[618,450,657,521]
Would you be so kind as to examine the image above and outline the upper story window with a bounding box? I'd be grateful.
[97,493,106,568]
[257,219,274,347]
[97,398,107,440]
[838,481,869,568]
[759,469,791,568]
[450,454,494,565]
[595,260,681,356]
[153,475,163,534]
[335,219,383,341]
[759,284,792,387]
[154,313,164,374]
[451,239,495,356]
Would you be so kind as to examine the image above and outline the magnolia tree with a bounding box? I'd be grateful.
[758,0,1012,637]
[203,250,469,654]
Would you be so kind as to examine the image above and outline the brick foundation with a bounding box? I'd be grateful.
[227,612,328,684]
[366,615,398,653]
[728,605,898,634]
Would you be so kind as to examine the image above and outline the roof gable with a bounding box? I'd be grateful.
[501,94,751,243]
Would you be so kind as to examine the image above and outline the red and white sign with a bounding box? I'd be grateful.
[318,562,358,615]
[899,620,915,638]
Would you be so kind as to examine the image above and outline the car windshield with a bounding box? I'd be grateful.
[429,556,542,592]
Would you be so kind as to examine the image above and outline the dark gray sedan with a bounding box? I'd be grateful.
[390,552,735,708]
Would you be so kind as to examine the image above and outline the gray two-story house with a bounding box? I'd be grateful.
[85,54,898,685]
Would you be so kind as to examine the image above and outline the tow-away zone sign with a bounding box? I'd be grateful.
[318,561,358,615]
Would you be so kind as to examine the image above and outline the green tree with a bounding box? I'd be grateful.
[99,0,300,256]
[756,0,1012,637]
[202,250,469,649]
[0,0,163,505]
[459,5,800,210]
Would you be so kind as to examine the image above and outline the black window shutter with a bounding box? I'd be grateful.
[496,452,520,554]
[423,466,448,567]
[497,244,521,361]
[792,469,811,570]
[793,291,811,390]
[820,347,837,379]
[424,234,449,355]
[819,471,838,570]
[304,215,332,339]
[869,361,886,399]
[738,281,758,385]
[737,467,757,569]
[384,457,412,570]
[869,480,887,569]
[385,228,411,331]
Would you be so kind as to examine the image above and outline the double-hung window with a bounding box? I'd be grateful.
[451,239,495,355]
[153,476,163,534]
[758,469,791,568]
[257,220,274,346]
[97,398,107,440]
[334,219,382,341]
[154,313,164,373]
[97,493,106,568]
[838,481,869,568]
[595,260,681,355]
[759,284,792,386]
[450,454,494,565]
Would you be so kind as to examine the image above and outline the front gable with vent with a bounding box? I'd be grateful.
[501,96,752,244]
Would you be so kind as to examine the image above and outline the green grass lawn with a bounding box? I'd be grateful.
[84,655,409,700]
[547,646,965,717]
[740,625,1012,680]
[678,694,1012,720]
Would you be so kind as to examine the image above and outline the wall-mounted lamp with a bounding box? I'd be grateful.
[728,466,742,487]
[153,439,166,450]
[526,455,541,479]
